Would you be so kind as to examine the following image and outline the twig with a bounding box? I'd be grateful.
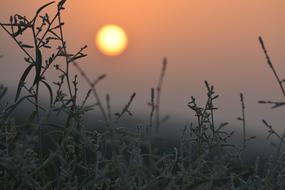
[73,61,109,127]
[57,10,73,99]
[259,36,285,96]
[115,92,136,123]
[106,94,112,123]
[0,23,35,63]
[239,93,246,150]
[149,88,155,136]
[155,58,167,132]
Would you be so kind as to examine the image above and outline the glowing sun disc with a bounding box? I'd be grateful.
[95,24,128,56]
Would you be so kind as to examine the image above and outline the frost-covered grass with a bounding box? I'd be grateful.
[0,1,285,189]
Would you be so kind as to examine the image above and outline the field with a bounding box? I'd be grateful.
[1,1,285,190]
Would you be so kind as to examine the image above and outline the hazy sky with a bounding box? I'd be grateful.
[1,0,285,133]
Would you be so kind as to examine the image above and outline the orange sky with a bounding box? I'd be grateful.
[1,0,285,131]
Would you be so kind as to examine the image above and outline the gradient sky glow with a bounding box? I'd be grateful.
[1,0,285,133]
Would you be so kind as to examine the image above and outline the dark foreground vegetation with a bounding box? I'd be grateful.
[0,1,285,189]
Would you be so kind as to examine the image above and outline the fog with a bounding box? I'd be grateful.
[1,0,285,135]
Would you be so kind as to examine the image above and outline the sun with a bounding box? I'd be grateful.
[95,24,128,57]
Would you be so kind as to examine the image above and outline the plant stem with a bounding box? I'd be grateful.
[259,36,285,96]
[155,58,167,133]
